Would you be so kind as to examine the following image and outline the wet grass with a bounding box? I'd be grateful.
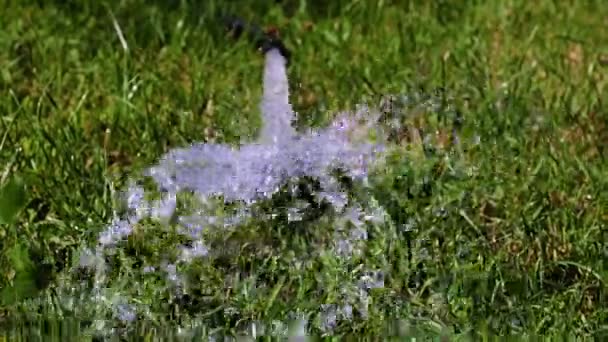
[1,0,607,339]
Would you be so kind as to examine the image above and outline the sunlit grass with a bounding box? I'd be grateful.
[1,0,607,339]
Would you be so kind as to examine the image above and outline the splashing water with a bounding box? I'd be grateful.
[259,48,296,144]
[65,41,469,336]
[72,44,389,321]
[141,48,386,207]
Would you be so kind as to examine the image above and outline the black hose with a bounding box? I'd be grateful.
[223,15,292,64]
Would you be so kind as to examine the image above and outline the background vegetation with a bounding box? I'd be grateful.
[1,0,607,338]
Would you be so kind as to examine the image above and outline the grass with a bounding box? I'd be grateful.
[1,0,607,338]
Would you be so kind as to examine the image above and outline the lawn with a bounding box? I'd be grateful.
[1,0,607,339]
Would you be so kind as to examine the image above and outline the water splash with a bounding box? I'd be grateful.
[71,46,389,326]
[140,48,385,207]
[259,48,296,144]
[64,41,468,336]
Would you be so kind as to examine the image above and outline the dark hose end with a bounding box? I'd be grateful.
[223,15,292,65]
